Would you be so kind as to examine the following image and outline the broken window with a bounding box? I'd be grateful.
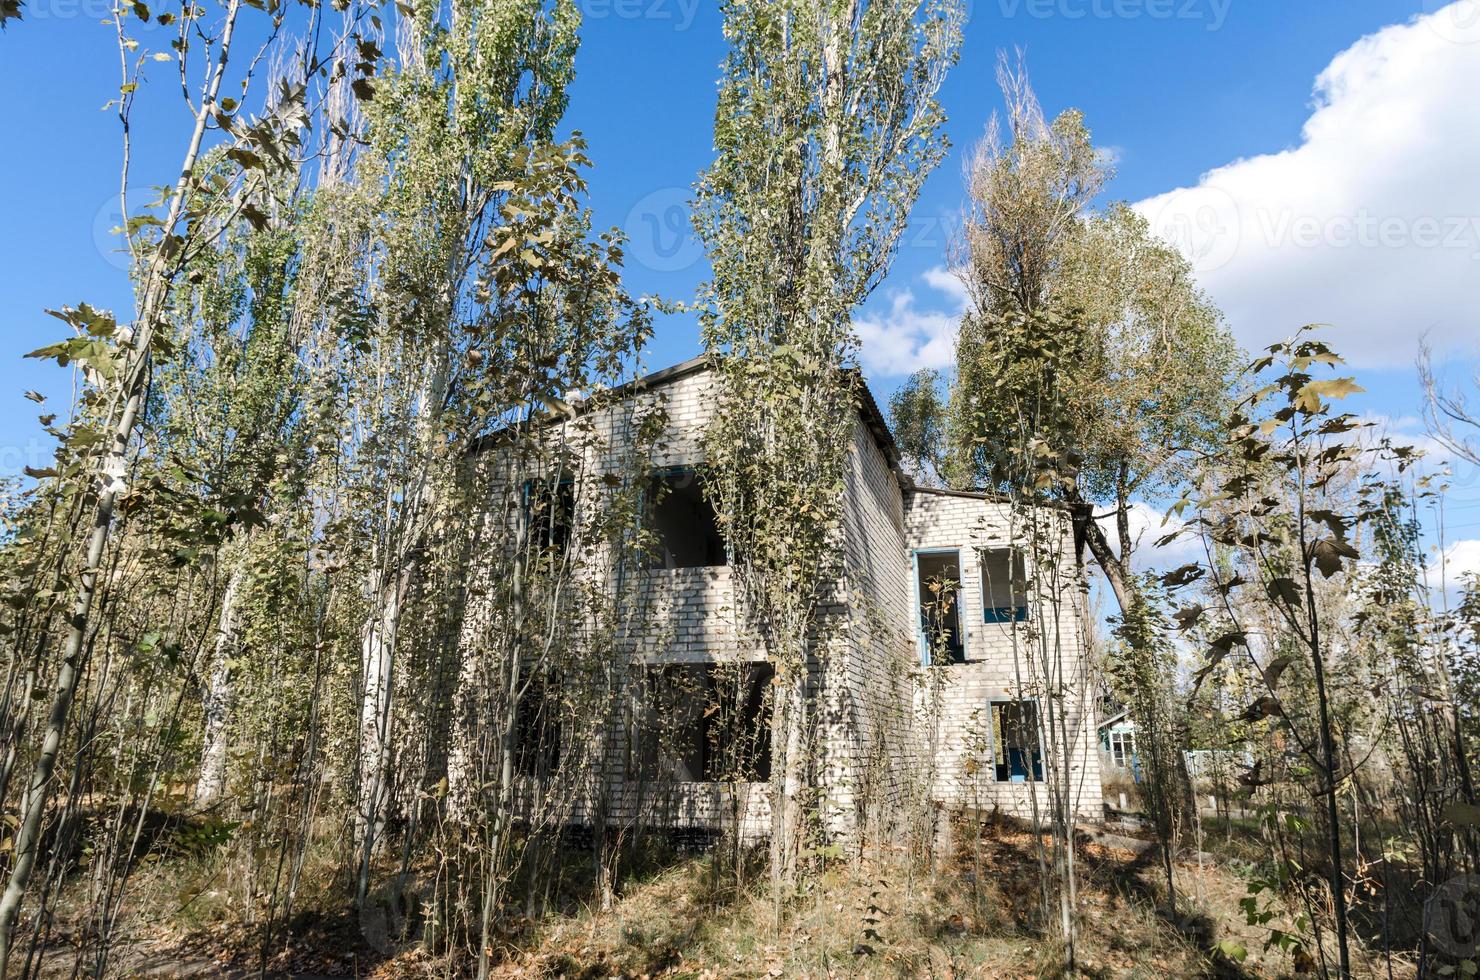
[1109,729,1136,769]
[523,476,576,559]
[646,468,727,569]
[916,550,964,665]
[990,700,1043,782]
[632,663,772,782]
[980,547,1029,623]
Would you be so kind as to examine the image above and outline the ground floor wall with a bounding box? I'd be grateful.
[911,660,1104,821]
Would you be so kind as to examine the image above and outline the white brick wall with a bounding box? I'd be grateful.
[457,360,1103,840]
[902,489,1104,819]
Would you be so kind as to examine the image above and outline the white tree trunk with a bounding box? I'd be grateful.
[355,568,402,904]
[196,564,244,807]
[353,355,450,902]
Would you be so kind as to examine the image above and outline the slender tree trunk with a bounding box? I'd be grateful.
[475,494,529,980]
[0,5,241,965]
[197,563,244,807]
[355,566,405,906]
[1305,581,1351,976]
[354,355,448,903]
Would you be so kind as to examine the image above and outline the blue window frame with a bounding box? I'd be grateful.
[989,699,1043,782]
[980,547,1029,623]
[913,548,965,665]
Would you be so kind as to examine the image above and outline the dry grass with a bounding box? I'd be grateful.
[35,814,1419,978]
[380,822,1266,979]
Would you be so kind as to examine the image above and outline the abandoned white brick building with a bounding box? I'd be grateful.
[463,356,1104,842]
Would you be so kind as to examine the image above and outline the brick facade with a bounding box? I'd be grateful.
[459,358,1103,843]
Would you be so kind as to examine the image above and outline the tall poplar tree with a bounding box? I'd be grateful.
[693,0,962,893]
[339,0,581,901]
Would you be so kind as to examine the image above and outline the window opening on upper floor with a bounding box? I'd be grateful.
[916,549,965,665]
[524,476,576,559]
[980,546,1029,623]
[646,468,727,569]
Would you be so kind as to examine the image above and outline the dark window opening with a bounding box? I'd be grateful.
[633,663,772,782]
[981,547,1029,623]
[524,477,576,558]
[646,469,726,569]
[991,700,1043,782]
[513,673,562,777]
[916,551,964,665]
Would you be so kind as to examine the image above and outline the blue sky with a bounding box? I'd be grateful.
[2,0,1478,576]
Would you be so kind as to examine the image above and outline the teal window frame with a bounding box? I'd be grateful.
[987,698,1045,783]
[913,547,965,666]
[980,546,1030,624]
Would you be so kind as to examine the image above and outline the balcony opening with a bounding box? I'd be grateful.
[633,663,773,782]
[916,550,964,665]
[981,547,1029,623]
[647,468,727,569]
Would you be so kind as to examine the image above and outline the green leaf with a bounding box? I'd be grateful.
[1240,695,1283,722]
[1209,630,1247,653]
[1262,655,1294,692]
[1160,563,1204,588]
[226,147,263,171]
[1173,604,1205,631]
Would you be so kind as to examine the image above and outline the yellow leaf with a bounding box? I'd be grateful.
[1296,377,1364,411]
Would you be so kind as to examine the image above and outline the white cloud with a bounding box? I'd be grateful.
[1135,2,1480,369]
[921,265,971,309]
[853,266,968,377]
[1429,538,1480,587]
[1357,412,1455,462]
[1096,501,1203,571]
